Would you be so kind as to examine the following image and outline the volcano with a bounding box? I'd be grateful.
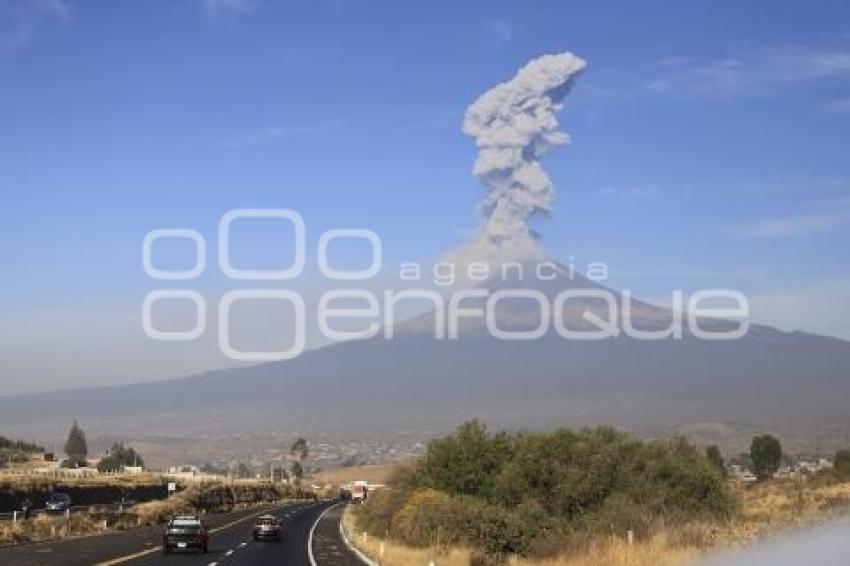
[1,261,849,449]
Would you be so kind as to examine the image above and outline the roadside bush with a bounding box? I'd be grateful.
[493,429,734,527]
[392,489,456,547]
[354,488,409,536]
[462,500,529,557]
[364,422,737,559]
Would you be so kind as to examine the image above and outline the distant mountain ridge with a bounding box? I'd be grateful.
[1,261,849,447]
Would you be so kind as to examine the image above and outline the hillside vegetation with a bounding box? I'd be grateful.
[355,421,735,559]
[0,436,43,468]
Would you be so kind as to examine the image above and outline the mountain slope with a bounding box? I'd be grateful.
[1,263,849,442]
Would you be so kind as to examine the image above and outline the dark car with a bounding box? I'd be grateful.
[252,514,282,541]
[162,516,208,554]
[45,493,71,513]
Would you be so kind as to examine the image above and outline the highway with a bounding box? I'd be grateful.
[0,500,367,566]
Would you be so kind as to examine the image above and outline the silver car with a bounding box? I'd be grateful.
[45,493,71,513]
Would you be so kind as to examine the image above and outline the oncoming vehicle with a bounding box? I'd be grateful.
[252,514,282,541]
[162,516,209,554]
[45,493,71,513]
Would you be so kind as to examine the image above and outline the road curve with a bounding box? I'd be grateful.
[0,500,366,566]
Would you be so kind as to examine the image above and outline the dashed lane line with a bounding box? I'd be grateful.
[95,505,286,565]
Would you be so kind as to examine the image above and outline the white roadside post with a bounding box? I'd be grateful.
[12,511,17,523]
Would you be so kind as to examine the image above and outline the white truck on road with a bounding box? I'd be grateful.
[351,480,368,504]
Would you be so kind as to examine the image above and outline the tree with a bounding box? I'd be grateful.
[414,419,514,499]
[706,445,726,476]
[289,438,308,488]
[750,435,782,481]
[290,438,308,460]
[64,420,88,467]
[96,443,144,473]
[834,449,850,480]
[290,461,304,487]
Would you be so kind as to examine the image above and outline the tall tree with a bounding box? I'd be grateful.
[288,438,308,489]
[290,438,308,460]
[750,435,782,481]
[64,420,88,467]
[290,461,304,487]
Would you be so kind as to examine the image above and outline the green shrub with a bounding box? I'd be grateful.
[392,489,456,547]
[96,443,144,472]
[354,488,409,537]
[412,420,514,499]
[368,421,737,559]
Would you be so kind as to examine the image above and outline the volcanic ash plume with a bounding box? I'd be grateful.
[452,51,586,264]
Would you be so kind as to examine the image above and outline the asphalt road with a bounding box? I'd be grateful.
[0,500,366,566]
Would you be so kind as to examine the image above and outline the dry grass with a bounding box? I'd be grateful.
[722,477,850,539]
[533,533,700,566]
[0,513,105,546]
[133,495,194,525]
[343,478,850,566]
[342,509,474,565]
[344,507,701,566]
[0,471,167,490]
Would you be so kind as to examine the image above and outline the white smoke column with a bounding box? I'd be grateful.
[453,51,586,264]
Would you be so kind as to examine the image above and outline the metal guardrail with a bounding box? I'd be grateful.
[0,502,137,523]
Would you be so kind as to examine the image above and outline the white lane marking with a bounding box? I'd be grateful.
[208,563,218,566]
[240,542,247,547]
[225,549,234,556]
[338,515,379,566]
[308,503,343,566]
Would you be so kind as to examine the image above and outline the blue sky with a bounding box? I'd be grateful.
[2,0,850,392]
